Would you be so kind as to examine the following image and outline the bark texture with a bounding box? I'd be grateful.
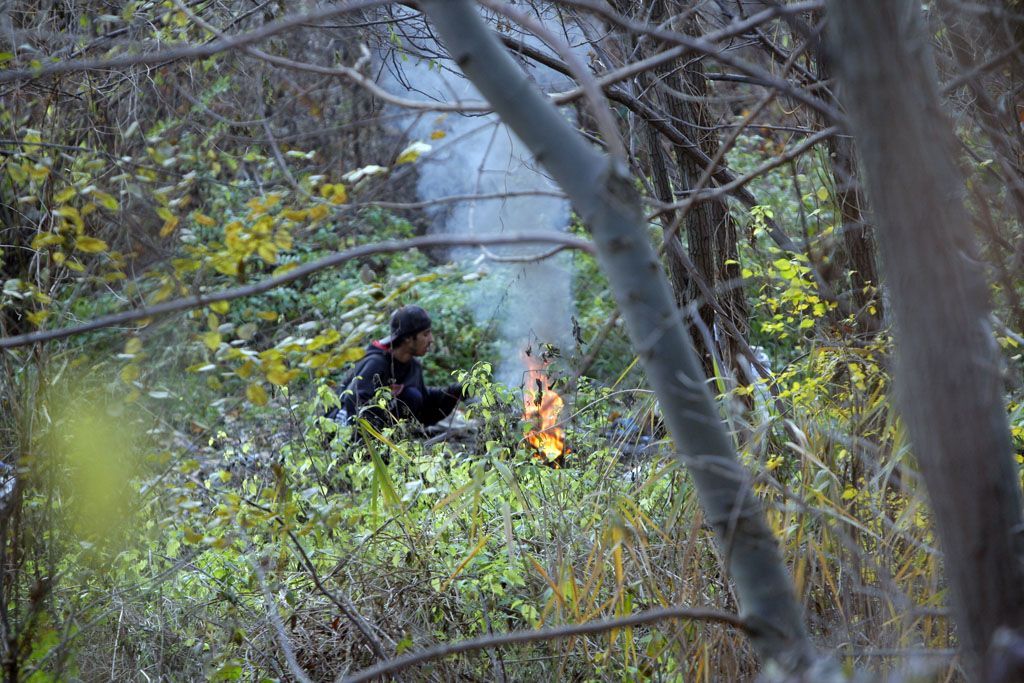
[827,1,1024,677]
[418,0,821,673]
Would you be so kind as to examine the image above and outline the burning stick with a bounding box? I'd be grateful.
[522,354,568,466]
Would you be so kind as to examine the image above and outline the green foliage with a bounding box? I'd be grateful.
[7,11,1024,682]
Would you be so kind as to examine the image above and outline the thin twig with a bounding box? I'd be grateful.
[338,606,745,683]
[287,530,390,662]
[251,554,314,683]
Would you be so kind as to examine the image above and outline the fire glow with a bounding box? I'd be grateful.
[522,357,567,465]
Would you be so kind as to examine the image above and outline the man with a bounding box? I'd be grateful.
[330,305,463,430]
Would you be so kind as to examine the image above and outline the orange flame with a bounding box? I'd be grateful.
[523,356,567,465]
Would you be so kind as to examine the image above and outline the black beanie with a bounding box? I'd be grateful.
[382,305,431,345]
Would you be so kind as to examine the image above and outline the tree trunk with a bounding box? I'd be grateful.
[418,0,823,674]
[827,2,1024,678]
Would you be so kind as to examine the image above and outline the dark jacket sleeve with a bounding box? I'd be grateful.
[341,354,394,427]
[418,384,462,426]
[394,363,461,426]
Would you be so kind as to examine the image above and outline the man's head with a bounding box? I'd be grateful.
[383,305,433,358]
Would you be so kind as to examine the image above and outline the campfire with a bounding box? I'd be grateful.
[522,354,568,466]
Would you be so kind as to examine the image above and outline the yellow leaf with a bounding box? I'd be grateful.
[430,130,446,140]
[209,300,229,314]
[207,313,219,331]
[55,205,84,231]
[256,310,278,321]
[307,204,328,221]
[54,187,77,203]
[157,206,175,222]
[273,229,292,250]
[193,212,216,227]
[257,243,277,264]
[28,164,50,181]
[51,251,66,265]
[211,257,239,277]
[202,331,222,350]
[8,163,27,184]
[26,309,48,326]
[92,190,118,211]
[236,322,257,340]
[31,232,64,250]
[305,353,330,369]
[816,187,829,201]
[271,262,297,277]
[235,360,256,379]
[246,383,268,406]
[307,329,341,351]
[339,347,365,363]
[124,337,143,355]
[266,368,299,387]
[396,141,431,165]
[65,259,85,272]
[74,236,108,253]
[159,215,180,237]
[328,184,348,205]
[121,364,140,383]
[282,209,307,221]
[150,282,174,303]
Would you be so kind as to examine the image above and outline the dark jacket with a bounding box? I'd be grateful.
[334,341,460,428]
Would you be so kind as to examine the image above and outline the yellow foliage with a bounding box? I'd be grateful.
[121,364,141,383]
[31,232,64,250]
[75,236,108,253]
[266,367,300,387]
[273,229,292,250]
[396,141,431,165]
[246,383,268,406]
[50,393,139,545]
[193,212,217,227]
[159,215,180,237]
[202,331,222,350]
[271,262,297,277]
[257,242,277,264]
[54,187,77,203]
[91,190,119,211]
[26,309,48,326]
[55,205,84,231]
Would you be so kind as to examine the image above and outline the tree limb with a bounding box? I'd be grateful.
[0,232,594,349]
[338,606,745,683]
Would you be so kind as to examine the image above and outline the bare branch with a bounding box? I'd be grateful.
[338,606,745,683]
[551,0,843,124]
[251,555,314,683]
[652,126,840,215]
[0,233,594,350]
[476,0,626,160]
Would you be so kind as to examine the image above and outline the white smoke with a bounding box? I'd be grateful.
[378,6,582,385]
